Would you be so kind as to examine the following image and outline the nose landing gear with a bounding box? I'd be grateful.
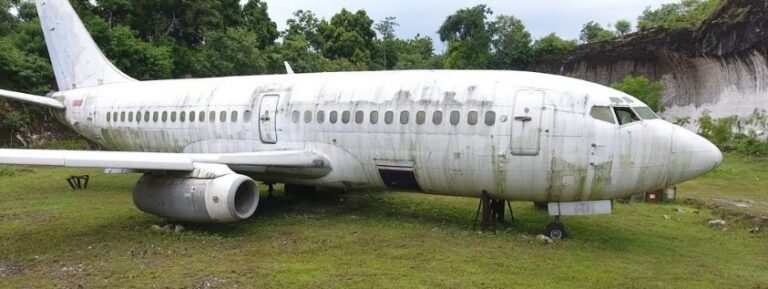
[545,216,567,240]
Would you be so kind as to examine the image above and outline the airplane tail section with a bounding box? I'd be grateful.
[35,0,135,91]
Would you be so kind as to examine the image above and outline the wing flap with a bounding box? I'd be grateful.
[0,149,328,172]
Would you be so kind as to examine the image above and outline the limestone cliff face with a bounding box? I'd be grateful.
[532,0,768,122]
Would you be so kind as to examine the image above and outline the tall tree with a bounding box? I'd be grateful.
[242,0,278,49]
[579,21,615,43]
[374,16,399,69]
[489,15,532,70]
[438,5,492,69]
[531,33,577,63]
[317,9,376,67]
[615,20,632,36]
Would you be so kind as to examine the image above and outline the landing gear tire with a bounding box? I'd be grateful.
[546,222,567,240]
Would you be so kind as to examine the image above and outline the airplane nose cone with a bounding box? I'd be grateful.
[667,127,722,185]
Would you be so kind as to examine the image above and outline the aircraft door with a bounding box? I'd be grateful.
[510,90,544,155]
[584,116,617,196]
[258,94,280,144]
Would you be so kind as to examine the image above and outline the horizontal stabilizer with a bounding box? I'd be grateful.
[0,89,65,109]
[0,149,330,172]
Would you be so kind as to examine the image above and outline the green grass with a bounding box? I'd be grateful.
[0,158,766,289]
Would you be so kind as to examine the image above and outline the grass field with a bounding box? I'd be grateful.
[0,154,766,289]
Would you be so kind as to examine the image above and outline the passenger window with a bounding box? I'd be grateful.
[317,110,325,123]
[162,111,168,122]
[209,111,216,122]
[342,111,350,124]
[633,107,658,120]
[137,111,142,123]
[127,112,133,122]
[613,107,640,125]
[153,112,159,122]
[144,111,150,122]
[198,111,204,122]
[180,111,186,122]
[189,111,196,123]
[120,112,126,122]
[330,111,338,123]
[385,111,394,124]
[450,111,460,125]
[485,111,496,126]
[355,111,364,124]
[400,111,409,124]
[416,111,426,125]
[467,111,478,126]
[171,112,177,122]
[106,112,111,122]
[433,111,443,125]
[243,110,252,122]
[231,111,238,122]
[292,111,300,123]
[590,106,615,124]
[370,111,379,124]
[220,111,227,122]
[304,111,312,123]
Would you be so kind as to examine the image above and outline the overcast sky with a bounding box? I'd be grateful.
[261,0,678,51]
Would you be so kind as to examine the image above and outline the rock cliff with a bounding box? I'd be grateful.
[532,0,768,123]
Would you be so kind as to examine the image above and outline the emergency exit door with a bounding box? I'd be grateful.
[258,94,279,144]
[510,90,544,155]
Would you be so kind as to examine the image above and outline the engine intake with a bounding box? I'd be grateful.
[132,173,259,223]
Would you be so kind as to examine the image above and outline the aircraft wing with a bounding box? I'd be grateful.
[0,149,329,172]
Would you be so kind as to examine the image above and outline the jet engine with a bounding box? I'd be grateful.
[132,170,259,223]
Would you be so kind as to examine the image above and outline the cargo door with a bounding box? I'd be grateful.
[510,90,544,155]
[258,94,280,144]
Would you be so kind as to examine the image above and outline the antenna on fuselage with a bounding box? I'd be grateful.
[284,61,295,75]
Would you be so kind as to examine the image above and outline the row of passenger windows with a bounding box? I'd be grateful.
[106,110,253,124]
[291,110,499,126]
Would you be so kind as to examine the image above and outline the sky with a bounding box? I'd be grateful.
[261,0,678,51]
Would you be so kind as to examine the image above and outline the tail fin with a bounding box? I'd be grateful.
[35,0,135,91]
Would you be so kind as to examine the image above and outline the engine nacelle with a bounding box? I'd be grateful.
[132,173,259,223]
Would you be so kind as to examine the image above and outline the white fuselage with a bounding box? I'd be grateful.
[54,70,721,202]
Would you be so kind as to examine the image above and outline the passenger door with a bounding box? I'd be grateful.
[510,90,544,155]
[258,94,280,144]
[585,109,617,197]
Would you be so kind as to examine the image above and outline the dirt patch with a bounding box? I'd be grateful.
[0,264,23,278]
[684,197,768,228]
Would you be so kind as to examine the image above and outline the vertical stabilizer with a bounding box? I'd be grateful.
[35,0,135,90]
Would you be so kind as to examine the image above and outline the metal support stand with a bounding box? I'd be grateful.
[67,175,89,190]
[473,191,514,231]
[266,183,275,199]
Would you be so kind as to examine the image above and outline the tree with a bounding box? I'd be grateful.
[284,10,322,50]
[243,0,278,49]
[531,33,578,63]
[615,20,632,36]
[374,17,399,69]
[194,28,268,77]
[317,9,376,67]
[489,15,532,70]
[394,34,436,70]
[637,0,723,31]
[611,75,665,112]
[438,5,492,69]
[579,21,615,43]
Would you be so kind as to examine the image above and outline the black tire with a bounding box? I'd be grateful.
[546,222,567,240]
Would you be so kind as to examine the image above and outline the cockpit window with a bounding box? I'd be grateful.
[613,107,640,125]
[633,107,659,120]
[590,106,615,124]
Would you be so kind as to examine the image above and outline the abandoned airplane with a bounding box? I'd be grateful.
[0,0,722,239]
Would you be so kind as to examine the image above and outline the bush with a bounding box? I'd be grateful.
[697,111,768,156]
[611,75,665,112]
